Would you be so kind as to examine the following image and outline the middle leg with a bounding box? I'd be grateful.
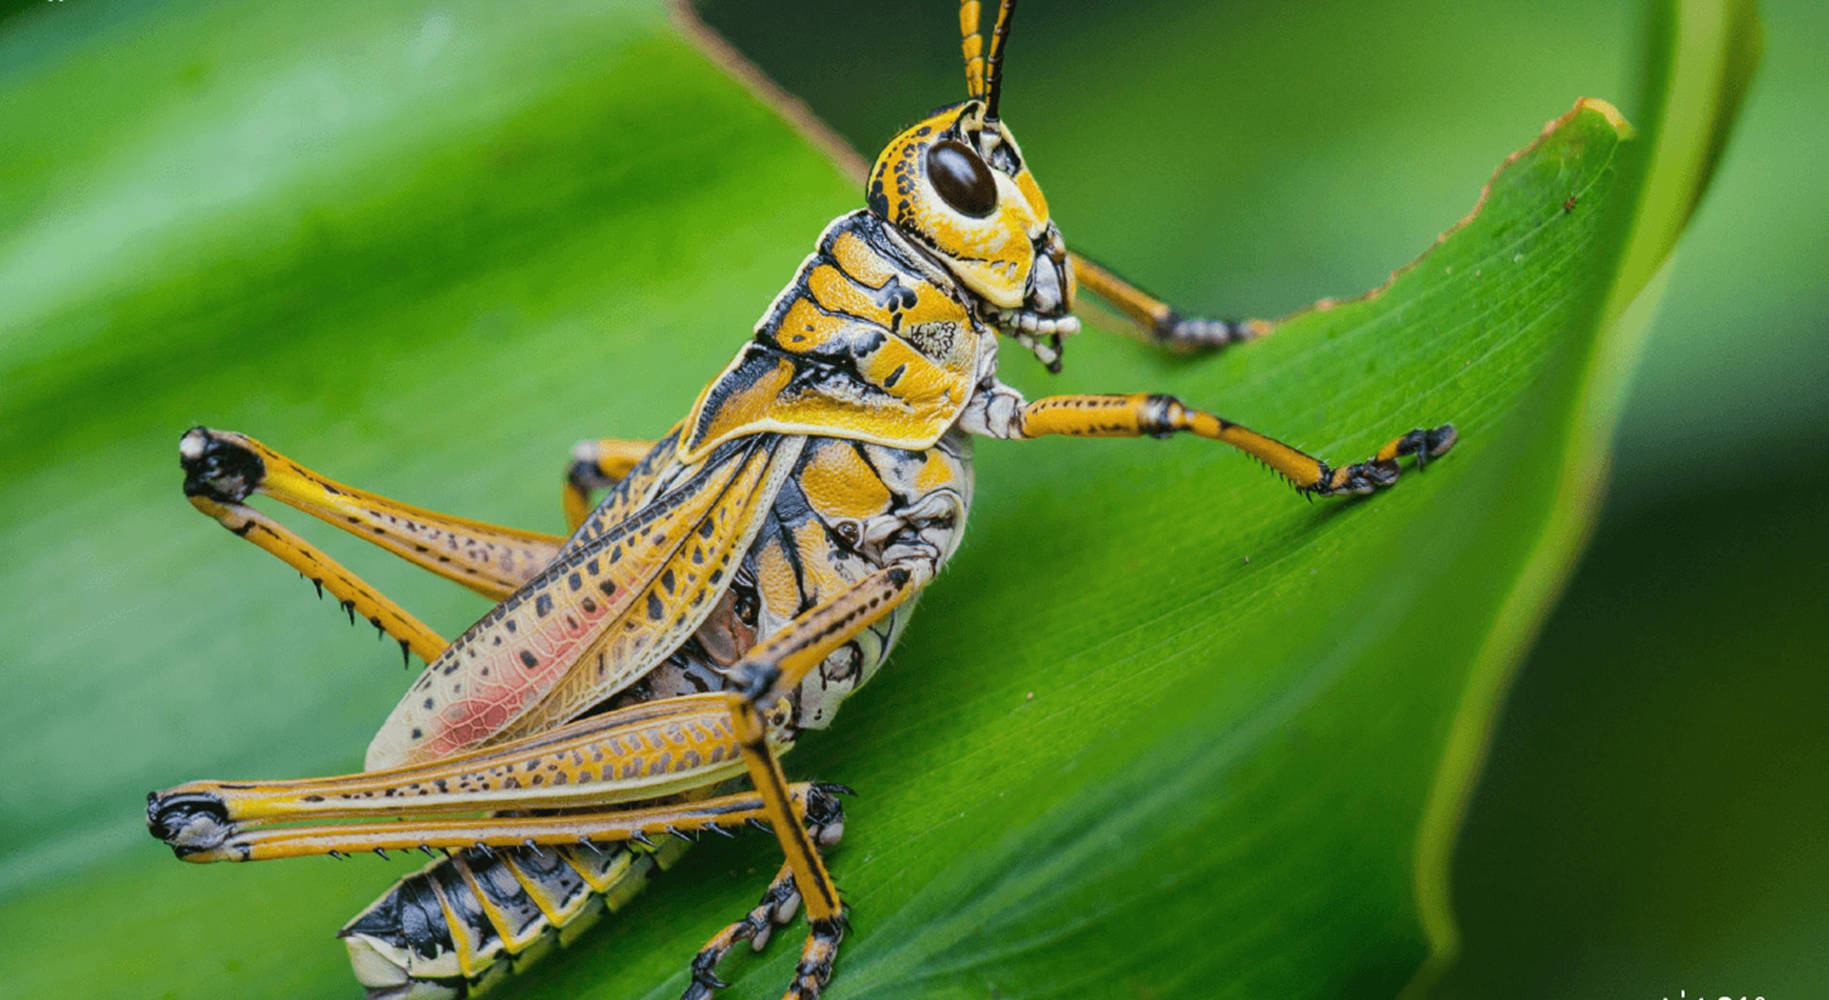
[974,388,1456,497]
[686,562,928,999]
[562,436,661,532]
[684,783,849,1000]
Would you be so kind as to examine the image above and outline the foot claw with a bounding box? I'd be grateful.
[771,890,800,926]
[683,863,816,998]
[1396,423,1459,465]
[1419,423,1458,463]
[1304,423,1458,498]
[803,787,848,848]
[780,917,845,1000]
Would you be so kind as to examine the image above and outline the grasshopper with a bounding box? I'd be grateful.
[147,2,1457,997]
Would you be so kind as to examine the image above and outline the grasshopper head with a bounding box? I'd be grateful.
[865,0,1076,368]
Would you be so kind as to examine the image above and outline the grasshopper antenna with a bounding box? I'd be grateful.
[959,0,1016,119]
[959,1,986,99]
[982,0,1016,121]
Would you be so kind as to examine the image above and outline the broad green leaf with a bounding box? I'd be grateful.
[0,2,1751,1000]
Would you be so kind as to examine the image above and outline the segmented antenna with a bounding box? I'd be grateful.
[959,1,986,99]
[960,0,1016,116]
[982,0,1016,120]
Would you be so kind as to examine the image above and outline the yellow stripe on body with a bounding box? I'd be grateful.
[797,441,892,523]
[455,851,549,953]
[502,849,595,925]
[678,213,982,464]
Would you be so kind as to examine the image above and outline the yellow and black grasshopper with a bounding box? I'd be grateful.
[147,2,1457,998]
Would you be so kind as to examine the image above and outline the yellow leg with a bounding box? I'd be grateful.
[149,692,752,846]
[562,437,660,532]
[181,427,564,600]
[1069,253,1269,353]
[688,865,799,995]
[180,425,572,661]
[684,786,845,997]
[1017,393,1457,497]
[681,563,925,1000]
[155,783,841,863]
[187,495,447,664]
[721,563,926,928]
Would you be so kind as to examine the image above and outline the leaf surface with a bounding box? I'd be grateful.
[0,1,1752,998]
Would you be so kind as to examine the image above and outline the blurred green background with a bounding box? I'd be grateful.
[0,0,1820,997]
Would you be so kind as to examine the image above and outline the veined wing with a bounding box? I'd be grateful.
[561,425,684,556]
[367,435,805,769]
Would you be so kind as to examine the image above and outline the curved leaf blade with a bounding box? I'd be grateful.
[0,2,1753,999]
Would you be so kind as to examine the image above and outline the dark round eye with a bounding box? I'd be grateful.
[925,139,999,218]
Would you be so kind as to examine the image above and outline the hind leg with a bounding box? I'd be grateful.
[180,427,643,661]
[181,427,565,599]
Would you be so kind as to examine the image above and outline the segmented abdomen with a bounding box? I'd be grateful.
[340,836,689,999]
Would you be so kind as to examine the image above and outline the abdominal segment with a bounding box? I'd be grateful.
[341,836,691,999]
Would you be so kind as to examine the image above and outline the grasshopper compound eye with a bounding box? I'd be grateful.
[927,139,998,217]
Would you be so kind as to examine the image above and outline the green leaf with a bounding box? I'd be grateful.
[0,2,1752,999]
